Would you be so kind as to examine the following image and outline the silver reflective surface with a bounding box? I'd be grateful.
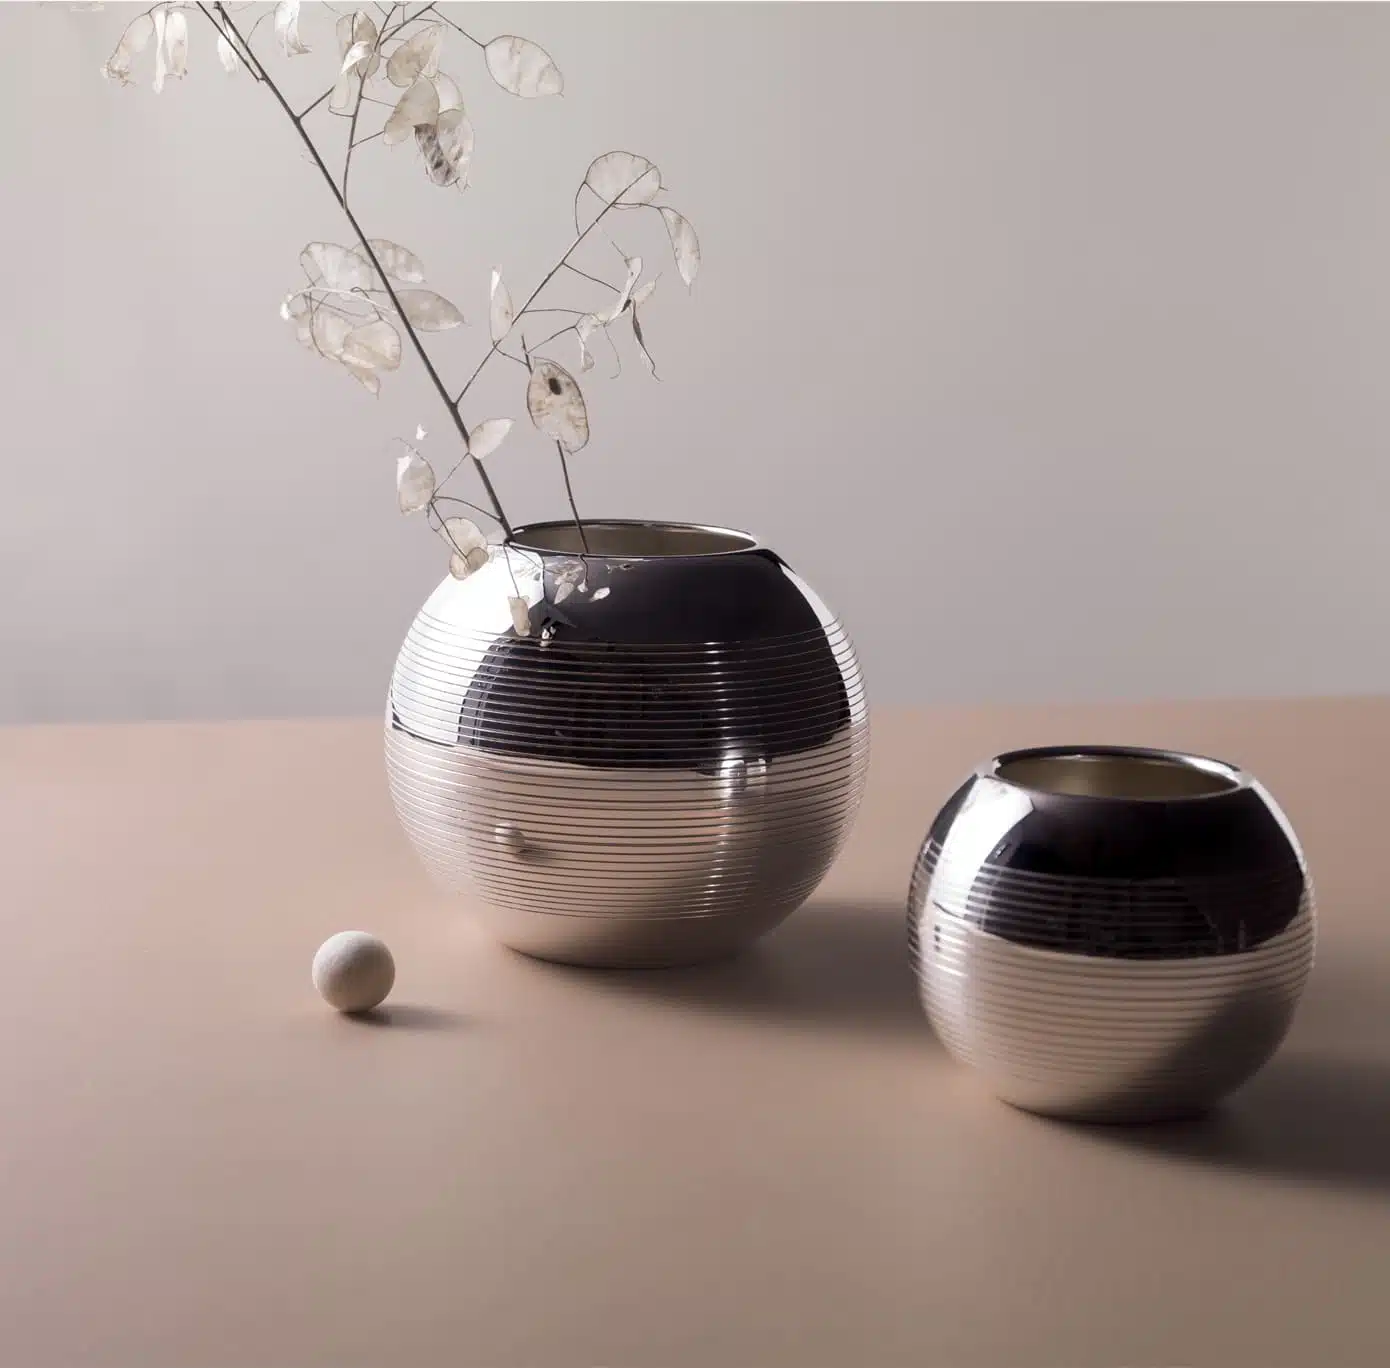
[994,751,1240,800]
[386,524,870,967]
[909,760,1316,1122]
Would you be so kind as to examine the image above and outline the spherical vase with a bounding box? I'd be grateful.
[386,520,870,968]
[908,746,1315,1122]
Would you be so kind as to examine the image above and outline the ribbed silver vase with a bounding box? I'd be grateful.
[908,746,1315,1122]
[386,520,869,967]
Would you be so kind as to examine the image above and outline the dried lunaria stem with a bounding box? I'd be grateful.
[96,1,701,613]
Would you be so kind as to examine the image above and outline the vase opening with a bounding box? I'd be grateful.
[993,747,1242,801]
[507,519,757,558]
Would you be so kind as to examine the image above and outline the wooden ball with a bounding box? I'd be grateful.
[312,931,395,1013]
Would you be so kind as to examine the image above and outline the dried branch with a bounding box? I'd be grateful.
[428,5,485,50]
[298,84,334,118]
[431,494,493,517]
[450,166,661,413]
[527,321,579,353]
[210,1,514,535]
[557,442,589,551]
[561,261,621,293]
[382,2,436,44]
[106,2,699,574]
[341,66,370,194]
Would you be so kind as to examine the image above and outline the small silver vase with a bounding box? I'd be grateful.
[908,746,1315,1122]
[386,520,869,967]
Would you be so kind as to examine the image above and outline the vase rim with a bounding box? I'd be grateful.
[505,519,761,559]
[986,744,1251,802]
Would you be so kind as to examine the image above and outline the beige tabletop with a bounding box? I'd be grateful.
[1,700,1387,1367]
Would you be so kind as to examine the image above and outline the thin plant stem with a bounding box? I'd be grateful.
[382,2,435,42]
[298,85,334,119]
[560,261,620,292]
[528,322,578,352]
[429,5,485,49]
[245,6,272,46]
[500,546,525,601]
[341,4,393,195]
[430,494,494,520]
[557,442,589,551]
[342,70,368,196]
[209,2,513,537]
[450,169,654,411]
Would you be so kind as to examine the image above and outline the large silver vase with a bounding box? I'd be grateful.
[386,520,869,967]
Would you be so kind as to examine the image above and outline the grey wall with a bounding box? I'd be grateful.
[4,1,1389,722]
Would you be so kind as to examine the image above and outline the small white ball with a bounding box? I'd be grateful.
[312,931,395,1013]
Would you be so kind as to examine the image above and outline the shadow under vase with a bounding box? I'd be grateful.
[1060,1050,1390,1198]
